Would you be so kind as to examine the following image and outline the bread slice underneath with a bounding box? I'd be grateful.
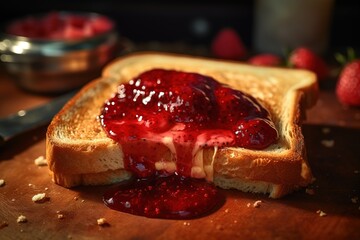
[46,52,318,198]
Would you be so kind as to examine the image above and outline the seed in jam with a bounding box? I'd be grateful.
[100,68,278,219]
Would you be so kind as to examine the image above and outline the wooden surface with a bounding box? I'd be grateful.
[0,59,360,240]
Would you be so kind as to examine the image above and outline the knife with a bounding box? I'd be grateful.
[0,90,76,145]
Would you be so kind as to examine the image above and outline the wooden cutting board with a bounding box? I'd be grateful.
[0,75,359,239]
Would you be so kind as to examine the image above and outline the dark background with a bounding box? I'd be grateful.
[0,0,359,54]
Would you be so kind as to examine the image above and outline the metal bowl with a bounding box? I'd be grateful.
[0,11,121,94]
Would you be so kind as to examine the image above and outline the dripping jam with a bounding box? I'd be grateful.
[100,69,278,219]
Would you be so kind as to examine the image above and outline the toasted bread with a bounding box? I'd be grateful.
[46,52,318,198]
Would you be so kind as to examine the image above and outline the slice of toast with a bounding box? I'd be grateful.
[46,52,318,198]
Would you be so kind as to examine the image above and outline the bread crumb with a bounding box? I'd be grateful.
[246,203,251,207]
[17,215,27,223]
[57,214,64,219]
[316,210,327,217]
[28,183,33,187]
[224,208,229,213]
[32,193,49,203]
[74,196,78,201]
[0,179,5,187]
[97,218,109,226]
[253,200,262,208]
[45,187,49,191]
[351,197,358,204]
[321,139,335,148]
[34,156,47,166]
[183,222,190,226]
[306,188,315,195]
[11,198,15,202]
[17,110,26,116]
[81,199,85,203]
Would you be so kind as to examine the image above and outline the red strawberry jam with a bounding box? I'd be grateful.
[6,11,113,40]
[103,174,223,219]
[100,69,278,219]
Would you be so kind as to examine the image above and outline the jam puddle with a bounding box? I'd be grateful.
[103,174,225,219]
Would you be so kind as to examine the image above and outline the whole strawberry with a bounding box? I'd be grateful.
[211,27,247,60]
[288,47,329,80]
[335,59,360,106]
[247,53,281,67]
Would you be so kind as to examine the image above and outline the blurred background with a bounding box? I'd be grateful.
[1,0,360,95]
[0,0,359,54]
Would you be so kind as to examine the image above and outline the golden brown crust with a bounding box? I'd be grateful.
[50,169,132,187]
[46,52,318,198]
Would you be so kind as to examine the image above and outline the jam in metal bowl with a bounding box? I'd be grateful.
[0,11,121,94]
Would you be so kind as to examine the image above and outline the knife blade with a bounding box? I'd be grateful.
[0,90,76,145]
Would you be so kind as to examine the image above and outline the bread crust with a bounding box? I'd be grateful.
[46,52,318,198]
